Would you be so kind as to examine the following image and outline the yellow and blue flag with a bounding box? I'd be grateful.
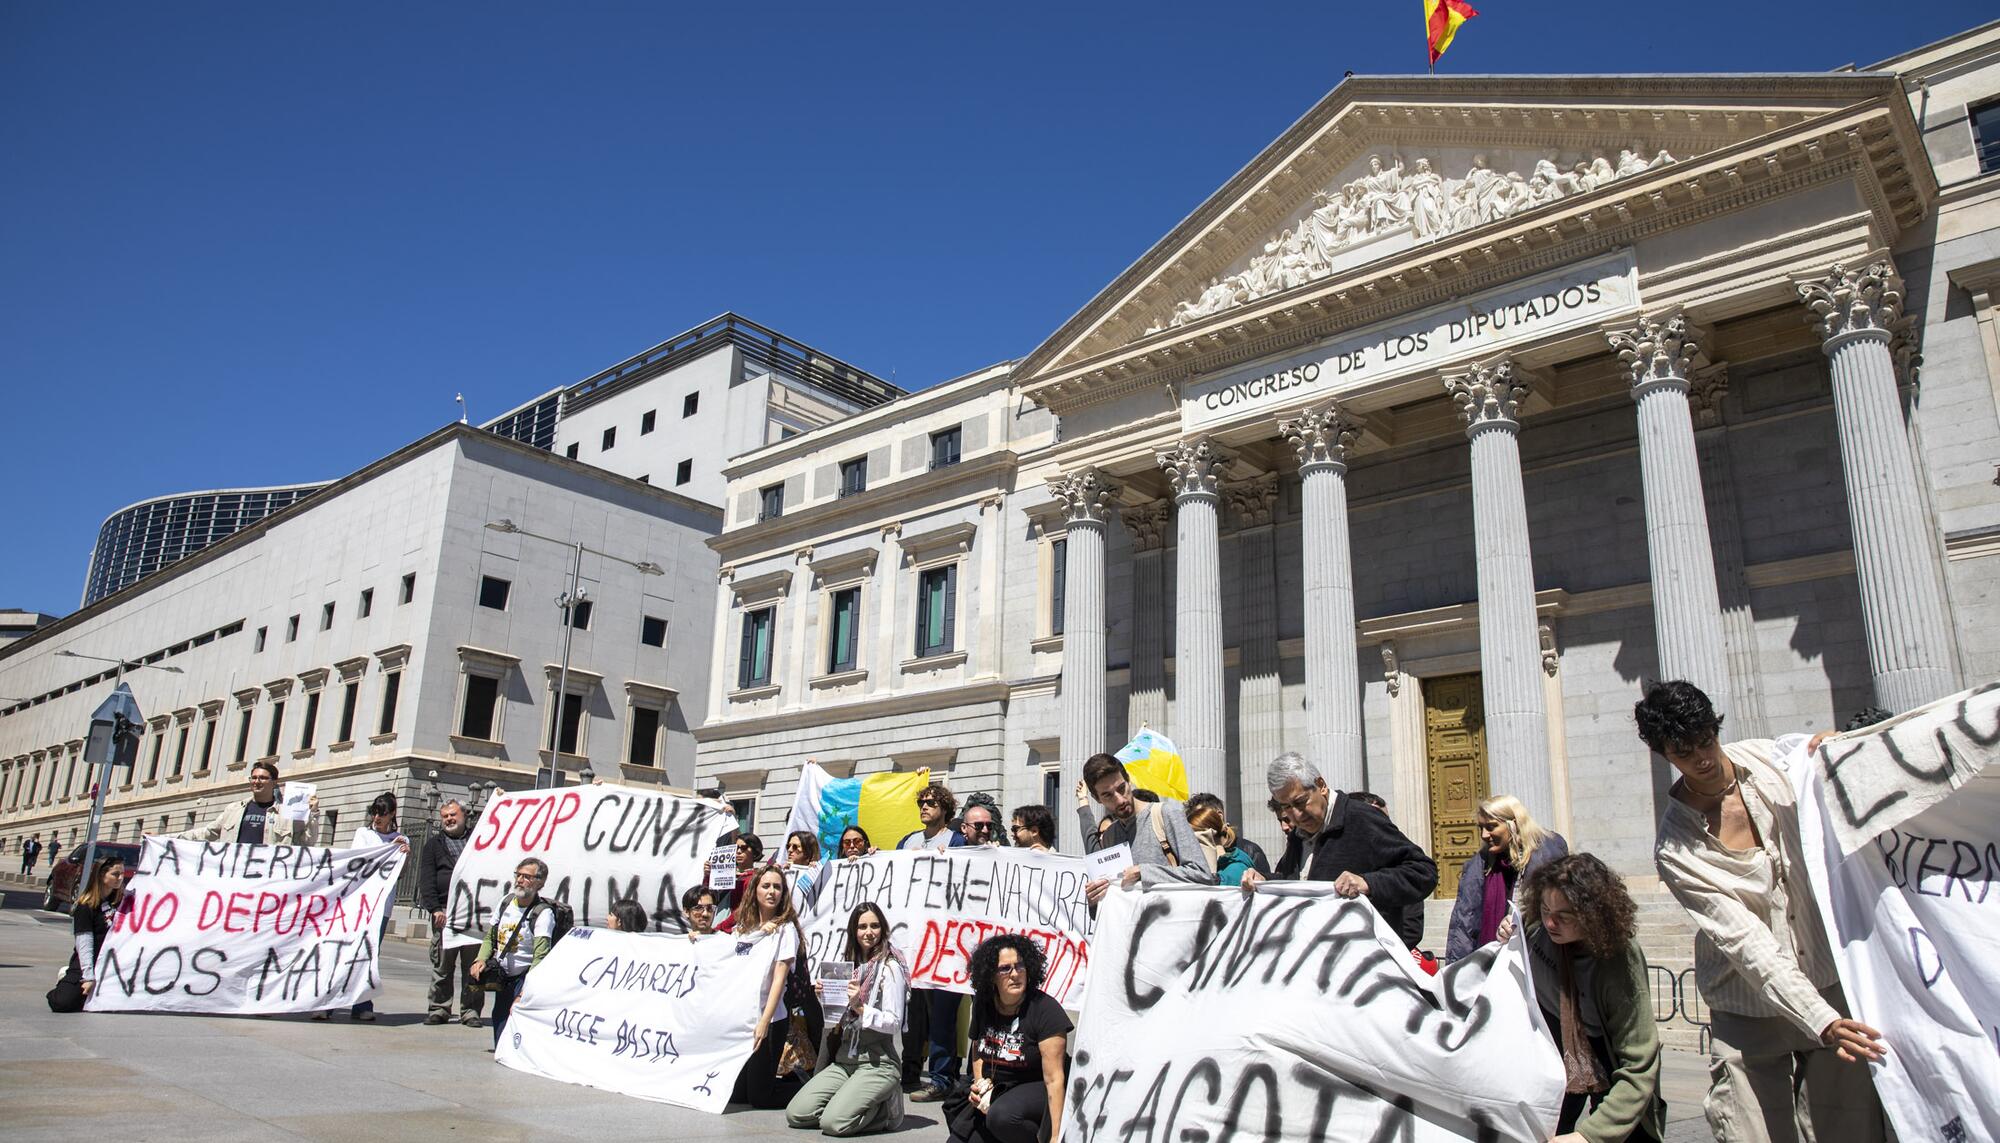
[788,762,931,854]
[1115,728,1190,802]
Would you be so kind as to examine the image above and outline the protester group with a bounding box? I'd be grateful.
[48,676,1967,1143]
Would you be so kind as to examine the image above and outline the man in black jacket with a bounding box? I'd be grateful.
[1244,753,1438,948]
[418,799,483,1027]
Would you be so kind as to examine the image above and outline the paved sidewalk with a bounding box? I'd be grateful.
[0,881,1714,1141]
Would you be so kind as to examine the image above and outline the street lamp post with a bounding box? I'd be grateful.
[58,649,183,892]
[484,519,664,790]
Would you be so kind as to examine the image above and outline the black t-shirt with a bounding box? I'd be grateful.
[971,991,1072,1091]
[236,798,275,845]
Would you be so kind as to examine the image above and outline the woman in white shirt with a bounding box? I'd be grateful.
[732,862,810,1109]
[314,793,411,1022]
[787,902,906,1136]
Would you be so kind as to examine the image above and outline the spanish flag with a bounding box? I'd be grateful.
[1425,0,1479,70]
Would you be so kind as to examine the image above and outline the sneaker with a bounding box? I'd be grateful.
[461,1013,483,1028]
[355,1010,377,1023]
[424,1012,449,1026]
[909,1084,948,1104]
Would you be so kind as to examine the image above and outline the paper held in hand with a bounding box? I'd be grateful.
[707,846,738,891]
[815,960,854,1008]
[1084,843,1132,883]
[280,782,316,824]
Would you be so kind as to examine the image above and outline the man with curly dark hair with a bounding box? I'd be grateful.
[1635,681,1887,1143]
[1520,853,1664,1143]
[947,934,1070,1143]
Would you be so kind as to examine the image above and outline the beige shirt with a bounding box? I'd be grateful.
[1654,735,1839,1039]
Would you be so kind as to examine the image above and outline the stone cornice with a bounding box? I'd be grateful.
[709,450,1016,561]
[1020,92,1926,412]
[692,678,1010,742]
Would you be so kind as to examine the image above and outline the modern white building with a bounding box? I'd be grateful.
[1,425,720,863]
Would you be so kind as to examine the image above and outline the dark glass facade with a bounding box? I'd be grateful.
[83,485,326,605]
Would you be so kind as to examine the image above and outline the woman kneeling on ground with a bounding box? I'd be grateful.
[947,934,1070,1143]
[1521,852,1667,1143]
[787,902,906,1136]
[47,853,126,1013]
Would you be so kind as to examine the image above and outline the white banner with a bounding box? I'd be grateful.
[1068,884,1564,1143]
[1795,684,2000,1143]
[86,837,405,1015]
[797,847,1094,1008]
[444,784,737,948]
[493,925,772,1114]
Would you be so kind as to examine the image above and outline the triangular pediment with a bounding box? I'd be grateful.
[1019,73,1923,388]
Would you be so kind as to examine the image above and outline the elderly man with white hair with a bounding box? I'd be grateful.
[1241,752,1438,949]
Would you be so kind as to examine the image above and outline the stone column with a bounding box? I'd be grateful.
[974,496,1004,679]
[1158,437,1232,799]
[706,567,735,723]
[1607,313,1733,708]
[1279,403,1364,790]
[1228,476,1283,820]
[1445,359,1553,822]
[1125,502,1171,732]
[1690,367,1772,737]
[1798,261,1957,713]
[785,547,814,706]
[1049,469,1120,801]
[869,525,902,696]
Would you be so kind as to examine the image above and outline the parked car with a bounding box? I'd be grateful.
[43,841,142,913]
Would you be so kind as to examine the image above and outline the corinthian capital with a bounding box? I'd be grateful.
[1607,311,1703,394]
[1797,260,1910,347]
[1445,357,1536,435]
[1047,468,1121,526]
[1125,501,1171,553]
[1157,436,1235,500]
[1278,402,1362,471]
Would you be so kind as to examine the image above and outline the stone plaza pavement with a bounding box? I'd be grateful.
[0,880,1714,1142]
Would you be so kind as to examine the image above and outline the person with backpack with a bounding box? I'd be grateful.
[471,858,560,1050]
[1077,753,1217,907]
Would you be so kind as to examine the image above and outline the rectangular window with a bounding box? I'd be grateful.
[198,718,217,771]
[255,627,267,653]
[460,675,500,740]
[729,796,755,836]
[602,426,616,451]
[1051,537,1067,636]
[320,602,335,631]
[171,726,189,778]
[265,702,285,758]
[378,671,402,736]
[915,565,957,658]
[285,615,299,642]
[738,607,775,688]
[628,706,660,767]
[641,615,667,647]
[337,681,359,742]
[400,573,416,604]
[828,587,860,673]
[641,409,657,434]
[569,600,593,630]
[479,575,511,610]
[547,693,584,754]
[234,710,252,763]
[1976,99,2000,175]
[683,392,699,418]
[839,458,867,498]
[147,735,164,781]
[675,459,692,486]
[759,484,784,521]
[565,443,580,460]
[930,426,962,470]
[299,690,320,750]
[359,588,373,618]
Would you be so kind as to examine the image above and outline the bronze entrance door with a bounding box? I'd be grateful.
[1423,673,1490,899]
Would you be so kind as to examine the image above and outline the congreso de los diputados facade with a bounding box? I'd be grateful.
[4,22,1999,999]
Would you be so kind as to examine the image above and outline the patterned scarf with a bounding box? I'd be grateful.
[1558,944,1608,1094]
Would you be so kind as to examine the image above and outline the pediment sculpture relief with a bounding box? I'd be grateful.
[1151,146,1675,332]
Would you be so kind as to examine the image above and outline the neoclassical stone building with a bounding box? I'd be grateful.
[697,22,2000,897]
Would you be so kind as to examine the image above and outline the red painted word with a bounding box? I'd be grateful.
[911,918,1089,1004]
[472,791,583,851]
[195,889,379,937]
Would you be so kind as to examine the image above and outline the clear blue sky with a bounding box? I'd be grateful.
[2,2,1988,617]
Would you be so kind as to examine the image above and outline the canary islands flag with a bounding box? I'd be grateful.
[1115,728,1190,802]
[789,763,931,855]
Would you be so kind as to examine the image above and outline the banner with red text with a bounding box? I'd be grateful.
[796,847,1094,1008]
[86,838,405,1015]
[443,784,737,949]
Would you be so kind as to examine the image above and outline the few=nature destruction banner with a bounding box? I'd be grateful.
[494,925,771,1114]
[1794,682,2000,1143]
[443,784,738,948]
[1068,883,1565,1142]
[796,847,1094,1009]
[87,838,406,1015]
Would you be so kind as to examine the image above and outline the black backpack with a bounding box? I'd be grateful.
[530,898,575,945]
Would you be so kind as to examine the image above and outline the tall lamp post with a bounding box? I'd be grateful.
[484,519,665,789]
[58,649,183,891]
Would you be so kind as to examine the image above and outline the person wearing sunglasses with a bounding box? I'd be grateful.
[317,792,410,1022]
[947,934,1070,1143]
[895,781,966,1101]
[680,885,720,938]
